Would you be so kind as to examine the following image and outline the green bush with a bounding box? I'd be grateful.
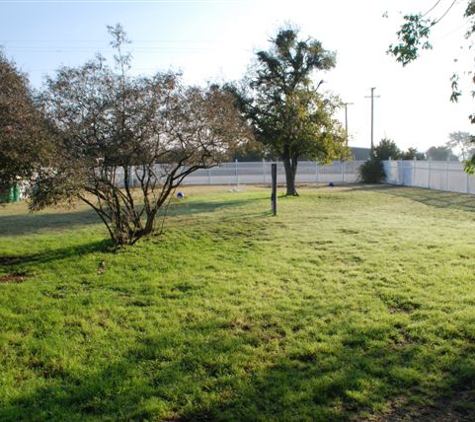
[359,156,386,183]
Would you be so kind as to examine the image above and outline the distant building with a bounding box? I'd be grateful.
[350,147,371,161]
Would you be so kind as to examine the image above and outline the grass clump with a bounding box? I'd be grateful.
[1,185,475,421]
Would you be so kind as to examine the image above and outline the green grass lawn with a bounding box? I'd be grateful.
[1,184,475,421]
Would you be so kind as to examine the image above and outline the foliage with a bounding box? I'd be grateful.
[426,145,458,161]
[2,186,475,420]
[388,2,475,135]
[373,138,402,160]
[359,139,424,183]
[401,147,425,160]
[239,27,349,196]
[0,52,53,194]
[388,13,433,66]
[388,1,475,66]
[359,138,425,183]
[359,154,386,183]
[31,25,249,246]
[447,131,475,160]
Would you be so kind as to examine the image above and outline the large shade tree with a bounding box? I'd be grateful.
[31,25,249,246]
[0,52,52,195]
[238,28,348,196]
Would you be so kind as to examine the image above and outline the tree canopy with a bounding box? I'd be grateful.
[447,131,475,160]
[0,52,52,194]
[239,27,348,196]
[426,145,458,161]
[31,25,249,246]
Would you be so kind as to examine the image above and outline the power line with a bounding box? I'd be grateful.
[0,0,238,3]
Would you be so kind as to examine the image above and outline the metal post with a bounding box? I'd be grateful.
[271,164,277,216]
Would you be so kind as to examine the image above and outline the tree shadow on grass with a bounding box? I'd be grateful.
[2,313,475,421]
[0,208,101,238]
[0,239,112,270]
[168,196,268,218]
[344,184,475,213]
[0,196,268,238]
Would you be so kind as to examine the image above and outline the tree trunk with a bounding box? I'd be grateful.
[282,148,299,196]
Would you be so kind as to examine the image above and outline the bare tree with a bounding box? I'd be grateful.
[31,25,249,246]
[446,131,475,161]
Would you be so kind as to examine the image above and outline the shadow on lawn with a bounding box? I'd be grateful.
[168,196,268,218]
[2,318,474,421]
[0,208,101,238]
[0,239,111,268]
[0,196,267,238]
[346,184,475,213]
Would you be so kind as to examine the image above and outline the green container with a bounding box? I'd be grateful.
[10,184,21,202]
[0,184,21,203]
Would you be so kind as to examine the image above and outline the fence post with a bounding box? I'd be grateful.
[467,170,470,194]
[341,161,345,183]
[263,159,266,184]
[315,161,319,183]
[207,168,211,185]
[446,159,450,191]
[428,158,432,189]
[413,157,416,187]
[235,159,239,187]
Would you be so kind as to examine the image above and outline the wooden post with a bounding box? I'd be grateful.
[271,163,277,216]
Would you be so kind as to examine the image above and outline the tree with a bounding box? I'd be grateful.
[31,25,249,246]
[446,131,475,160]
[239,28,348,196]
[426,145,458,161]
[0,51,52,195]
[359,138,424,183]
[373,138,401,160]
[359,138,399,183]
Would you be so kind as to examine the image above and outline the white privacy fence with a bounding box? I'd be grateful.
[180,161,365,186]
[106,160,475,195]
[114,161,365,187]
[383,160,475,194]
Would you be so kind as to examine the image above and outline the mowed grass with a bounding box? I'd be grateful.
[1,184,475,421]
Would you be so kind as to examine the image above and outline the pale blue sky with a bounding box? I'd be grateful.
[1,0,473,152]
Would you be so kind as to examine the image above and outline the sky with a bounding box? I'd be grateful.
[1,0,474,153]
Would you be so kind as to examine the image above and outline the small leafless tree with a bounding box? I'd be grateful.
[31,25,250,246]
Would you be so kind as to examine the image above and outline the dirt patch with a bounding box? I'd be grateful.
[0,272,27,284]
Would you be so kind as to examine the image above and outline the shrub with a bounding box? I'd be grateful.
[359,156,386,183]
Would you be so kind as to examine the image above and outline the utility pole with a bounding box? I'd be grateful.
[365,87,380,151]
[344,102,353,146]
